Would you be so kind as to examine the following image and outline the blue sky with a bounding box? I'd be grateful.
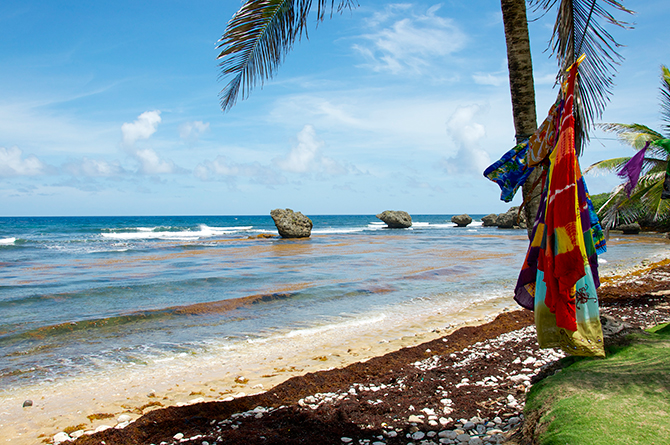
[1,0,669,216]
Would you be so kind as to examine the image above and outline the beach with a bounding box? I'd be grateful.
[51,259,670,445]
[1,216,669,444]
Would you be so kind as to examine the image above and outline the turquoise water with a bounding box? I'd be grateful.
[0,215,667,392]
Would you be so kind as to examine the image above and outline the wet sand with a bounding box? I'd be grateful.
[1,295,518,444]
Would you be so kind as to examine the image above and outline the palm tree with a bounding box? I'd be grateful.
[587,65,670,229]
[216,0,633,237]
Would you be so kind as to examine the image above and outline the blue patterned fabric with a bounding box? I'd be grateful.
[483,141,534,202]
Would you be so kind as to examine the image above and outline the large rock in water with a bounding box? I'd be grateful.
[270,208,313,238]
[451,214,473,227]
[481,214,499,227]
[376,210,412,228]
[497,206,527,229]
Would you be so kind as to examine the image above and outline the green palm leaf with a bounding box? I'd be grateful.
[660,65,670,136]
[529,0,634,154]
[597,122,663,149]
[585,156,630,173]
[217,0,356,112]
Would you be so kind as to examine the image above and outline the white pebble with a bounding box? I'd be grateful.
[53,432,71,444]
[118,414,132,423]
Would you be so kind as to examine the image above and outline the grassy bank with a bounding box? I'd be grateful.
[523,323,670,445]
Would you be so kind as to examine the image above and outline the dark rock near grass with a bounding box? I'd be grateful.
[618,223,641,234]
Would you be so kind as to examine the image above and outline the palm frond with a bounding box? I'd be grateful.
[598,122,663,148]
[217,0,356,112]
[628,176,666,220]
[660,65,670,136]
[585,156,631,173]
[642,158,669,175]
[597,182,626,230]
[530,0,634,154]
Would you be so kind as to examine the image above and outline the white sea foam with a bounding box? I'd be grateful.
[101,225,254,241]
[282,314,388,339]
[0,237,16,245]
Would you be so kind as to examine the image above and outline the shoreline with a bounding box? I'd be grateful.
[4,255,670,445]
[2,296,519,444]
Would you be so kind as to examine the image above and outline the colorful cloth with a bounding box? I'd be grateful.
[618,141,650,197]
[514,60,605,357]
[527,100,562,167]
[583,179,607,255]
[483,141,534,202]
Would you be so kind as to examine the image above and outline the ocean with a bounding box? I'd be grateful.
[0,215,668,413]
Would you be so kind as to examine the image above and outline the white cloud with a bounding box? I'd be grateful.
[0,146,47,176]
[276,125,322,173]
[135,148,176,175]
[472,72,508,87]
[275,125,348,175]
[63,157,126,177]
[194,156,285,185]
[352,4,467,76]
[179,120,210,144]
[440,105,492,175]
[121,110,162,146]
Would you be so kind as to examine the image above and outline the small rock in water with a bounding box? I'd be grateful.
[22,400,33,408]
[173,432,184,440]
[341,437,353,443]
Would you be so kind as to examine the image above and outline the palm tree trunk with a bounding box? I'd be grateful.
[500,0,540,239]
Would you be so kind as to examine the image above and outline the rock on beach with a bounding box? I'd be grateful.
[376,210,412,228]
[270,208,313,238]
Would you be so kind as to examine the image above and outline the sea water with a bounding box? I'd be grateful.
[0,215,667,398]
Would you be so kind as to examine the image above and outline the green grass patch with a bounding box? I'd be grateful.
[524,325,670,445]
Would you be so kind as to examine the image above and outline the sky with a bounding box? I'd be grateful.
[1,0,669,217]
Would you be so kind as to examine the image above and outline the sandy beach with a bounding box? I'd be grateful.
[2,295,517,444]
[4,256,669,445]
